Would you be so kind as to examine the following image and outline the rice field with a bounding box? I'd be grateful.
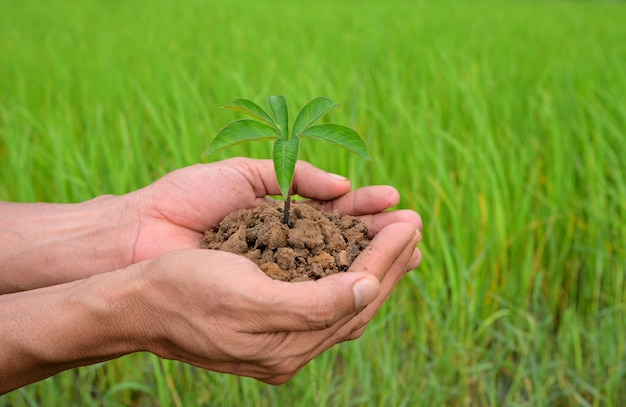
[1,0,625,405]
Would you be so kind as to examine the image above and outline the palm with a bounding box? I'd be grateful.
[128,158,422,264]
[130,160,268,262]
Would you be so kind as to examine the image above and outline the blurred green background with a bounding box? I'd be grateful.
[1,0,624,405]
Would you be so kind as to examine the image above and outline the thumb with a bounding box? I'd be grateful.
[351,275,382,310]
[257,272,380,332]
[290,161,352,200]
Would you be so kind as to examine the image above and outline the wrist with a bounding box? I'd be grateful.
[0,195,138,293]
[0,264,147,393]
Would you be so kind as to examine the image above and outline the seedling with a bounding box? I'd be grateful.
[203,95,371,226]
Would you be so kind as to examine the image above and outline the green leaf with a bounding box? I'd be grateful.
[272,137,300,198]
[300,124,371,160]
[222,99,277,128]
[268,95,289,139]
[292,97,338,137]
[202,119,280,156]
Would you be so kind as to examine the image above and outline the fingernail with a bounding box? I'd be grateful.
[407,248,421,271]
[329,172,349,181]
[415,229,423,244]
[352,277,380,310]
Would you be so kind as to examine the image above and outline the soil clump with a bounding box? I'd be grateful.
[200,203,370,282]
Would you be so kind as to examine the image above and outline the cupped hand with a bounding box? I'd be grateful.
[125,157,422,264]
[134,221,422,384]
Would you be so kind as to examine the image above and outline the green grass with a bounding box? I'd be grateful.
[1,0,625,405]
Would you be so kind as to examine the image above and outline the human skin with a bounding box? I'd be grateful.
[0,158,423,393]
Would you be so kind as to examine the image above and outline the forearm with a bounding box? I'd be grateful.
[0,196,137,293]
[0,264,147,394]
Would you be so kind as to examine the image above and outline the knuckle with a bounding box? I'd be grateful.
[306,298,339,330]
[262,372,296,385]
[272,358,301,377]
[257,356,302,381]
[348,326,366,341]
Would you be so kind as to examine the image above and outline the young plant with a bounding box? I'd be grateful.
[203,95,371,226]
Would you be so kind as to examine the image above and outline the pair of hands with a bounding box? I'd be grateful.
[119,157,422,383]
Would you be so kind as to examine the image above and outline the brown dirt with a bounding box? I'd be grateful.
[200,203,370,282]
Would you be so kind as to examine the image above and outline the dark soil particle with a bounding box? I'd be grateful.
[200,203,370,282]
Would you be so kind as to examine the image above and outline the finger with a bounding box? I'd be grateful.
[356,209,423,238]
[249,225,420,374]
[248,271,381,333]
[262,222,419,335]
[309,226,421,349]
[348,222,420,281]
[254,223,419,331]
[407,246,423,271]
[342,230,419,342]
[233,160,413,226]
[340,230,421,342]
[306,186,423,235]
[223,158,351,201]
[308,222,418,340]
[290,161,352,200]
[316,186,401,216]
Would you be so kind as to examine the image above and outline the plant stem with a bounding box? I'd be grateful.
[283,196,292,227]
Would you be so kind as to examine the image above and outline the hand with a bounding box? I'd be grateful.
[125,157,422,264]
[133,221,422,384]
[0,156,423,391]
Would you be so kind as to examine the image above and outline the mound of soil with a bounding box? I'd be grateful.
[200,203,370,282]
